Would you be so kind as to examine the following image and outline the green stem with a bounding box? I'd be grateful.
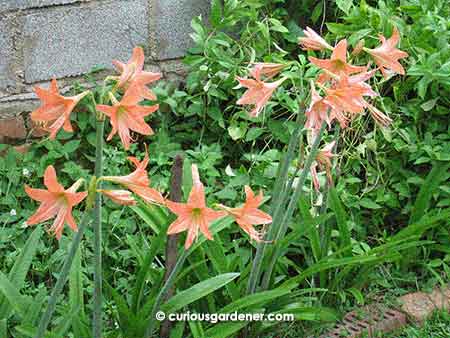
[246,117,304,295]
[34,212,91,338]
[93,119,105,338]
[261,122,326,290]
[144,250,189,338]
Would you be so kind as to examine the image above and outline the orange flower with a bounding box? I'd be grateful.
[305,81,332,133]
[218,186,272,242]
[310,141,335,191]
[298,27,333,51]
[322,72,376,128]
[113,47,161,100]
[309,39,366,82]
[31,79,88,139]
[250,63,285,79]
[25,165,87,239]
[165,165,225,249]
[98,189,136,205]
[96,91,158,150]
[236,65,286,117]
[102,150,164,205]
[364,27,408,78]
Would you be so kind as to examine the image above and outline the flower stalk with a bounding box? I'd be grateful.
[93,117,105,338]
[34,212,91,338]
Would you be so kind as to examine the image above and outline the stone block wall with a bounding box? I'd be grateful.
[0,0,210,141]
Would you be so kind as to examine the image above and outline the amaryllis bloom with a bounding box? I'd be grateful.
[250,63,285,79]
[305,81,332,133]
[364,27,408,78]
[309,39,366,83]
[323,73,376,128]
[218,186,272,242]
[165,165,225,249]
[24,165,87,239]
[96,91,158,150]
[31,79,88,139]
[113,46,161,100]
[236,66,286,117]
[310,141,335,191]
[345,71,392,127]
[102,150,164,205]
[98,189,136,206]
[298,27,333,51]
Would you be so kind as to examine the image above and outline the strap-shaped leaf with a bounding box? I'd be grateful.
[161,273,240,313]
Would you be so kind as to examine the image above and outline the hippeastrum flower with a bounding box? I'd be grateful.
[310,141,335,191]
[305,81,332,134]
[24,165,87,239]
[298,27,333,51]
[98,189,136,206]
[96,90,158,150]
[112,46,161,100]
[236,65,286,117]
[165,165,225,249]
[364,27,408,78]
[322,72,376,128]
[250,63,285,79]
[217,186,272,242]
[102,150,164,205]
[31,79,88,139]
[309,39,366,83]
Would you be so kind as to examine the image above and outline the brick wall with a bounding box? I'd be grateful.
[0,0,210,141]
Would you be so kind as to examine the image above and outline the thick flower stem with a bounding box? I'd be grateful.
[261,122,326,290]
[246,119,304,295]
[34,212,91,338]
[93,119,105,338]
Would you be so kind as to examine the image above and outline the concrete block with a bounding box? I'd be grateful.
[151,0,210,60]
[0,0,81,13]
[0,17,19,90]
[23,0,149,83]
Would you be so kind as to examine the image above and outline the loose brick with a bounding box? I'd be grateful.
[23,0,149,83]
[0,115,27,139]
[151,0,210,60]
[399,292,437,323]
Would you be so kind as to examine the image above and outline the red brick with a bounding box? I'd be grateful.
[0,115,27,139]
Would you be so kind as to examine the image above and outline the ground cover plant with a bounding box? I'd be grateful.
[0,0,449,338]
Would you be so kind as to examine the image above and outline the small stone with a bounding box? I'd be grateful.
[428,286,450,310]
[398,292,437,323]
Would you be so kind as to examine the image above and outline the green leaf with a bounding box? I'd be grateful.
[0,319,6,338]
[132,228,168,313]
[298,197,321,262]
[228,124,247,141]
[410,161,450,224]
[0,226,41,319]
[336,0,353,14]
[0,271,29,318]
[359,198,382,209]
[210,0,222,27]
[161,273,240,313]
[328,188,352,250]
[205,321,249,338]
[69,247,86,337]
[105,282,134,332]
[219,287,293,314]
[63,140,80,153]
